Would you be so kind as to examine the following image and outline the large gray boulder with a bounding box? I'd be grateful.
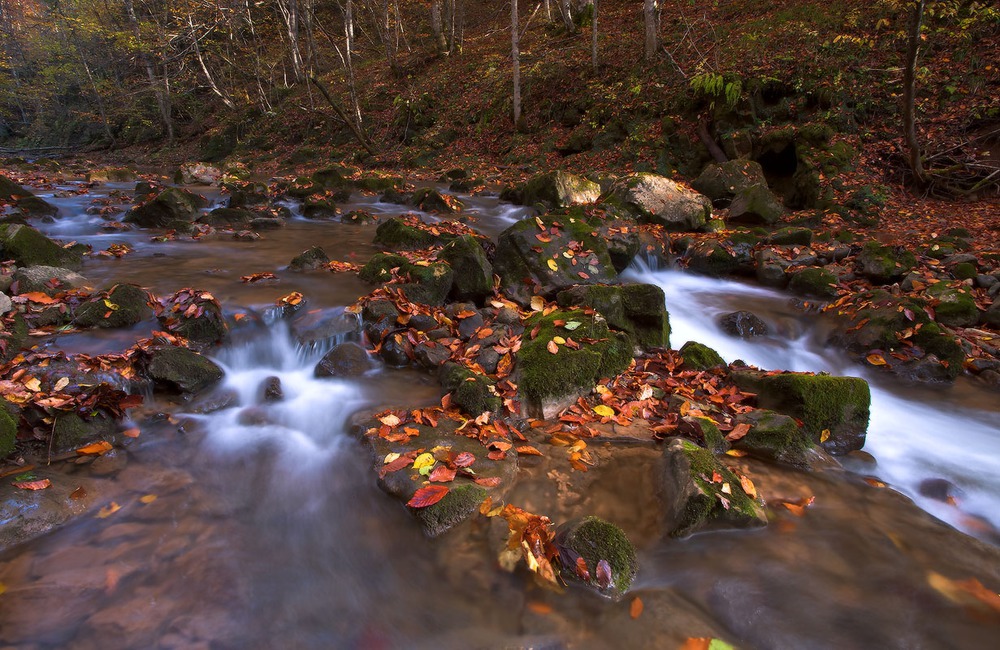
[143,345,224,394]
[611,173,711,231]
[13,266,88,296]
[691,159,767,207]
[125,187,208,229]
[518,171,601,209]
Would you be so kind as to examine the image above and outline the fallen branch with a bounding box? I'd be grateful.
[308,73,379,157]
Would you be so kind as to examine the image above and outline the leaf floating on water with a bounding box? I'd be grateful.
[0,581,6,596]
[407,485,449,509]
[781,496,816,517]
[12,478,51,491]
[97,502,121,519]
[546,258,559,272]
[725,449,748,458]
[927,571,1000,615]
[139,494,157,504]
[123,428,141,438]
[630,596,644,619]
[69,486,87,500]
[76,441,113,456]
[526,601,553,615]
[596,559,613,589]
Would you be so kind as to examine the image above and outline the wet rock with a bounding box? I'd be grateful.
[249,217,284,230]
[439,362,501,417]
[494,212,618,304]
[788,267,839,299]
[767,227,813,246]
[89,448,128,476]
[476,348,501,374]
[12,265,87,295]
[175,162,222,185]
[158,290,228,348]
[556,283,670,351]
[857,242,916,284]
[408,313,439,332]
[598,220,642,272]
[379,334,412,367]
[0,469,100,552]
[0,292,10,316]
[918,478,962,503]
[125,187,208,229]
[925,282,979,328]
[288,246,330,272]
[373,216,445,250]
[353,174,403,193]
[662,438,767,537]
[237,406,273,426]
[728,184,784,226]
[74,283,154,328]
[611,173,711,231]
[260,376,283,402]
[315,342,374,377]
[144,345,225,394]
[718,310,769,338]
[0,223,83,269]
[412,187,463,213]
[134,180,159,201]
[361,300,400,342]
[224,181,269,208]
[289,307,357,349]
[414,340,452,369]
[680,415,730,454]
[983,301,1000,328]
[684,240,739,277]
[343,209,376,224]
[733,409,815,468]
[754,249,790,288]
[457,310,485,339]
[678,341,726,371]
[439,235,494,303]
[691,159,767,207]
[14,195,59,218]
[730,370,871,454]
[197,207,255,228]
[0,399,16,457]
[515,171,601,209]
[302,196,339,219]
[556,516,638,600]
[517,309,632,418]
[52,411,118,452]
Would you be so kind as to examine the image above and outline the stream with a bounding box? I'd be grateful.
[1,178,998,648]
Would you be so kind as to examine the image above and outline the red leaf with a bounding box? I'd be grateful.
[453,451,476,467]
[725,422,751,442]
[474,476,502,488]
[13,478,51,490]
[575,556,591,581]
[378,455,413,479]
[406,485,450,508]
[429,465,457,482]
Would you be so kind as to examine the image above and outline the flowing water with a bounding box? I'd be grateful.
[0,178,998,649]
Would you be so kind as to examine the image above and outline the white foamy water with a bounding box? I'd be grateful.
[625,262,1000,537]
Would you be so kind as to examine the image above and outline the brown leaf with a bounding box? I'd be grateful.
[546,339,559,354]
[474,476,502,488]
[76,441,113,456]
[575,556,591,582]
[515,445,543,456]
[453,451,476,468]
[726,422,751,442]
[406,485,450,508]
[69,486,87,500]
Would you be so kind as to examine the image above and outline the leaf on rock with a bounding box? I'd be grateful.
[453,451,476,467]
[630,596,644,619]
[76,441,113,456]
[563,321,582,331]
[12,478,51,490]
[429,465,457,482]
[592,404,615,418]
[866,353,887,366]
[726,422,751,442]
[596,559,613,589]
[406,485,449,508]
[530,295,545,312]
[546,258,559,272]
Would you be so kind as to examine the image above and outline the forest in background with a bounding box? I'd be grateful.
[0,1,998,198]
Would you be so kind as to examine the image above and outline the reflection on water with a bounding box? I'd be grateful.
[0,180,998,649]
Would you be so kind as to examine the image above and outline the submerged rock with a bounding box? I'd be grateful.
[662,437,766,537]
[556,516,638,600]
[12,266,87,295]
[288,246,331,272]
[315,342,374,378]
[718,310,769,338]
[52,411,119,452]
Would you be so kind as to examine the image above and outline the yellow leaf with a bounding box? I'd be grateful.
[103,299,120,311]
[139,494,157,504]
[739,475,758,499]
[412,453,436,470]
[552,336,566,345]
[546,259,558,272]
[0,581,5,596]
[97,502,121,519]
[23,377,41,392]
[530,295,545,312]
[725,449,748,457]
[820,428,831,443]
[592,405,615,418]
[866,353,887,366]
[383,452,401,464]
[53,377,70,392]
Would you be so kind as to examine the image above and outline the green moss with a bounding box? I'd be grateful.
[438,235,493,302]
[74,284,153,328]
[734,409,813,467]
[0,223,82,269]
[52,412,117,452]
[926,282,978,328]
[858,241,916,284]
[561,516,637,596]
[520,171,600,208]
[359,253,408,283]
[354,175,404,192]
[788,267,839,299]
[687,415,728,453]
[312,165,350,188]
[146,346,225,393]
[768,227,813,246]
[0,404,16,457]
[952,262,978,280]
[913,322,964,379]
[678,341,726,370]
[518,310,632,402]
[414,484,487,537]
[439,363,501,417]
[686,240,739,277]
[373,217,440,250]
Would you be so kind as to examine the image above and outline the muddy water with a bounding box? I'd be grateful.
[0,180,998,649]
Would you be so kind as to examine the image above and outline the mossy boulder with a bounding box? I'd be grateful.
[359,253,453,306]
[678,341,726,370]
[225,181,269,208]
[312,165,351,188]
[125,187,208,229]
[0,403,16,457]
[857,242,916,284]
[494,212,617,304]
[52,411,118,453]
[925,282,979,328]
[0,224,82,269]
[730,370,871,454]
[691,160,767,207]
[662,438,766,537]
[13,195,58,218]
[438,235,494,303]
[373,216,447,250]
[0,174,32,200]
[557,516,638,600]
[728,184,784,226]
[158,292,228,348]
[517,309,633,418]
[359,253,408,283]
[302,196,342,220]
[74,284,154,329]
[353,175,404,193]
[611,173,711,231]
[685,240,739,277]
[788,267,839,299]
[733,409,814,468]
[343,209,376,225]
[556,283,670,351]
[439,362,501,417]
[288,246,331,272]
[412,187,463,213]
[197,207,255,228]
[87,168,138,184]
[768,227,813,246]
[516,171,601,209]
[0,313,28,363]
[143,345,224,394]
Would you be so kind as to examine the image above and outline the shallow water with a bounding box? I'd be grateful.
[1,179,998,649]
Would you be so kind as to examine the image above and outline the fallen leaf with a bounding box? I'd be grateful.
[593,404,615,418]
[546,258,559,272]
[19,292,58,305]
[530,295,544,312]
[407,485,449,508]
[474,476,502,488]
[547,340,559,354]
[596,559,613,589]
[575,556,591,581]
[429,465,457,482]
[453,451,476,467]
[12,478,51,490]
[726,422,751,442]
[866,353,887,366]
[739,475,758,499]
[76,441,113,456]
[69,486,87,500]
[527,601,553,615]
[52,377,70,392]
[123,428,140,438]
[781,496,816,517]
[139,494,157,504]
[97,502,121,519]
[563,321,582,331]
[552,336,566,345]
[630,596,644,619]
[515,445,543,456]
[927,571,1000,614]
[378,413,401,427]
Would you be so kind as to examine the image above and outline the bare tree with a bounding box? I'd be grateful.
[644,0,659,62]
[512,0,521,126]
[902,0,928,186]
[591,0,598,72]
[124,0,173,142]
[276,0,305,82]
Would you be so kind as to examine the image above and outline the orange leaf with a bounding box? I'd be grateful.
[122,428,141,438]
[726,422,751,442]
[12,478,51,490]
[407,485,449,508]
[781,496,816,517]
[76,441,113,456]
[515,445,543,456]
[630,596,644,619]
[19,292,58,305]
[866,353,887,366]
[682,640,712,650]
[546,339,559,354]
[526,601,553,615]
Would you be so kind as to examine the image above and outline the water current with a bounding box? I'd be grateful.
[0,178,997,648]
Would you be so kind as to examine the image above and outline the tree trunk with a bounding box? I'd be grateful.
[559,0,575,33]
[591,0,598,73]
[431,1,447,55]
[644,0,659,62]
[188,14,235,109]
[343,0,362,128]
[277,0,305,83]
[309,74,377,156]
[124,0,173,142]
[903,0,928,186]
[512,0,521,127]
